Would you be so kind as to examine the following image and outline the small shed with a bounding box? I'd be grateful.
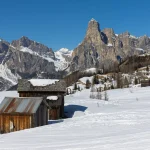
[47,96,62,120]
[0,97,48,134]
[17,79,66,120]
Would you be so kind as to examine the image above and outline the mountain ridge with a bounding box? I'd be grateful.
[1,18,150,90]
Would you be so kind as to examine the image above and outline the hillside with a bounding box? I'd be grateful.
[0,86,150,149]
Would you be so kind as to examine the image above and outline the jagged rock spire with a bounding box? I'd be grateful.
[86,18,101,42]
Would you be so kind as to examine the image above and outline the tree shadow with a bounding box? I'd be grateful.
[64,105,88,118]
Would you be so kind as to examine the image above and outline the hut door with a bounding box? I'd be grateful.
[9,117,17,132]
[10,120,14,132]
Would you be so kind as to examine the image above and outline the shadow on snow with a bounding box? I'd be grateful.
[48,120,64,125]
[64,104,88,118]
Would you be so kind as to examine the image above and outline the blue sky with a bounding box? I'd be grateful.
[0,0,150,51]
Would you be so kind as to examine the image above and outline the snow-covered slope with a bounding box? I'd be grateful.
[1,87,150,149]
[0,64,20,90]
[0,64,18,85]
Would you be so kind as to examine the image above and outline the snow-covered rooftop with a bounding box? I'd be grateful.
[28,79,59,86]
[107,43,113,47]
[85,68,97,73]
[47,96,58,101]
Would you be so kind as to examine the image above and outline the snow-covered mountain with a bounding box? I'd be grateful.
[54,48,72,70]
[0,37,73,90]
[19,46,72,71]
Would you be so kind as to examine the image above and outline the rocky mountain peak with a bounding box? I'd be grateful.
[102,28,115,44]
[85,18,101,43]
[70,19,149,73]
[11,36,55,59]
[12,36,31,48]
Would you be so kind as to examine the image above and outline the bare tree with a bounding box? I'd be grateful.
[97,90,102,100]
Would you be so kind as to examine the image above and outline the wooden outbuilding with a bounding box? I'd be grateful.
[17,79,66,120]
[0,97,48,134]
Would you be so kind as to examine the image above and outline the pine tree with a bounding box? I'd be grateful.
[117,73,121,88]
[146,65,149,75]
[86,79,91,89]
[92,75,99,85]
[78,86,80,91]
[66,88,69,95]
[124,77,129,87]
[111,85,114,89]
[135,77,138,85]
[73,82,78,90]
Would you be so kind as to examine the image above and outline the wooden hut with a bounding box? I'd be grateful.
[17,79,66,120]
[0,97,48,134]
[47,96,62,120]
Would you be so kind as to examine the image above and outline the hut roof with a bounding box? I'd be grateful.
[17,79,66,92]
[0,97,43,114]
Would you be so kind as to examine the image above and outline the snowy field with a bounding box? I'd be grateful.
[0,87,150,149]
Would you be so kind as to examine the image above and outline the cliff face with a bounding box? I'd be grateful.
[71,19,150,73]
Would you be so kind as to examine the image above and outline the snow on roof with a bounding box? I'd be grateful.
[28,79,59,86]
[47,96,58,101]
[79,76,93,84]
[135,48,144,51]
[107,43,113,47]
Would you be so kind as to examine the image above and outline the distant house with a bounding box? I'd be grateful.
[17,79,66,120]
[0,97,48,134]
[141,79,150,87]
